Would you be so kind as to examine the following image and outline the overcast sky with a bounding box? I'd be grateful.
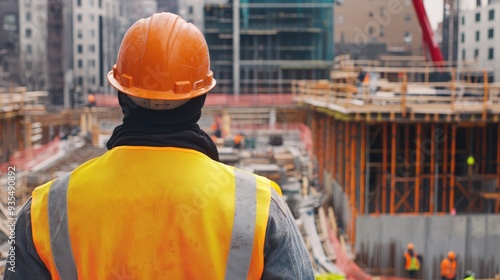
[424,0,444,30]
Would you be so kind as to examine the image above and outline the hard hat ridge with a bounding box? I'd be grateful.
[107,12,216,110]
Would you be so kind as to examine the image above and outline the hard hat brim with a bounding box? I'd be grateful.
[107,70,217,101]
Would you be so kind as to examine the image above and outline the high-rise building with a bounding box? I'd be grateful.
[16,0,132,106]
[204,0,335,95]
[0,0,22,87]
[442,0,460,62]
[335,0,423,59]
[72,0,128,106]
[157,0,179,14]
[458,0,499,82]
[19,0,49,92]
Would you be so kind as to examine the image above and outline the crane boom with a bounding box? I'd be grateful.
[412,0,445,66]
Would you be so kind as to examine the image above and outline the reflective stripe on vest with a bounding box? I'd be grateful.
[48,173,77,279]
[46,169,259,279]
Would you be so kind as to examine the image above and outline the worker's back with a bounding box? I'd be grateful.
[31,146,277,279]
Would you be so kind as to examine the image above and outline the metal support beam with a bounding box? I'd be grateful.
[443,124,449,212]
[482,125,487,174]
[339,122,345,187]
[360,122,366,214]
[351,122,357,211]
[450,124,457,212]
[390,123,397,214]
[332,119,337,179]
[430,123,436,213]
[415,123,422,213]
[345,122,350,194]
[382,123,388,213]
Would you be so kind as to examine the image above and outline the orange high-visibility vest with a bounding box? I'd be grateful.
[31,146,281,279]
[404,251,420,271]
[440,258,457,279]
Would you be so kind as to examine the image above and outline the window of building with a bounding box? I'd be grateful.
[90,0,94,7]
[462,49,466,60]
[26,61,32,70]
[369,12,374,18]
[488,28,494,39]
[99,0,102,8]
[26,44,32,54]
[405,14,411,22]
[476,30,480,41]
[25,28,32,38]
[77,45,83,53]
[380,7,386,16]
[380,27,385,38]
[461,32,465,43]
[77,14,82,22]
[3,14,17,32]
[88,44,95,52]
[368,26,375,35]
[474,49,479,58]
[89,29,95,38]
[489,48,494,60]
[476,12,481,22]
[77,29,82,39]
[78,76,83,86]
[88,76,95,85]
[404,32,413,44]
[77,0,81,6]
[26,12,31,22]
[89,15,94,22]
[88,59,95,68]
[188,6,193,14]
[25,0,32,7]
[78,59,83,68]
[489,9,495,20]
[462,16,465,25]
[338,14,344,25]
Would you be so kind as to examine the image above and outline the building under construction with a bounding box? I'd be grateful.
[2,55,500,279]
[203,0,334,95]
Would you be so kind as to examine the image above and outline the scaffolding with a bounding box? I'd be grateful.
[293,56,500,244]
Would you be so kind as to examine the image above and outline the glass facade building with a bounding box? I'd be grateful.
[204,0,335,94]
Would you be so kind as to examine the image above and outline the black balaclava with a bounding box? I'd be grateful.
[106,91,219,161]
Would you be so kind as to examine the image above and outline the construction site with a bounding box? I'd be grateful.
[1,54,499,278]
[1,0,500,279]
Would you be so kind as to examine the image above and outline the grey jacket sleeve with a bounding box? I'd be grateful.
[262,189,315,279]
[3,198,52,280]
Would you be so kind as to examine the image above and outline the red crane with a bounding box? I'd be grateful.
[412,0,445,66]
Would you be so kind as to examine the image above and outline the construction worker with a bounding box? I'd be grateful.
[4,13,315,279]
[233,133,245,149]
[441,251,458,280]
[467,154,475,175]
[463,270,476,280]
[403,242,421,279]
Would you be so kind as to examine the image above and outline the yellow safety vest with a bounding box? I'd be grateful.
[31,146,281,279]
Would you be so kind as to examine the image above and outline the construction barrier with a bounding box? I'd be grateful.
[0,137,60,173]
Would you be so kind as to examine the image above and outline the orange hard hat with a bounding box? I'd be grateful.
[407,243,414,250]
[107,12,216,108]
[448,251,456,259]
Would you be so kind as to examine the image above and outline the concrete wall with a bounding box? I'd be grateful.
[355,214,500,279]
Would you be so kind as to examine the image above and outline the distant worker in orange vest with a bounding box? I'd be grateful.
[233,133,245,149]
[87,93,96,107]
[403,242,421,279]
[441,251,458,280]
[4,12,315,279]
